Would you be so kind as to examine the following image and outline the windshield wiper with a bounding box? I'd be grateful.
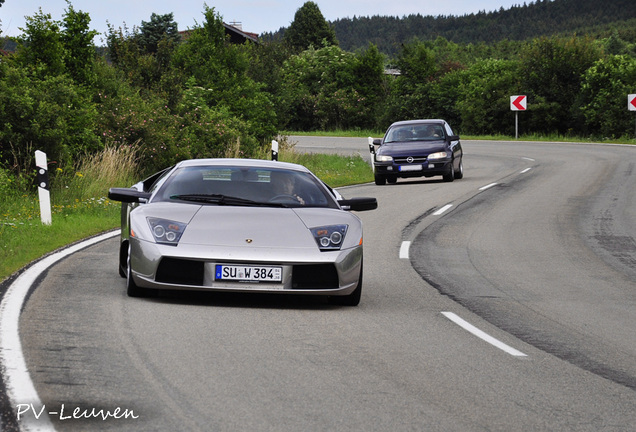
[170,194,285,207]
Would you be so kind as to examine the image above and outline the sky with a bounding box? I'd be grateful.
[1,0,523,41]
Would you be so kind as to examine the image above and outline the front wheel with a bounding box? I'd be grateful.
[443,163,455,182]
[126,244,155,297]
[329,262,362,306]
[454,157,464,180]
[374,173,386,186]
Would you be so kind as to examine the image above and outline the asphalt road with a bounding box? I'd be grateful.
[10,138,636,431]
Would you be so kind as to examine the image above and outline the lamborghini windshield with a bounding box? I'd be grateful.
[153,165,339,208]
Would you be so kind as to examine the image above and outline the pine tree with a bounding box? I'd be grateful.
[283,1,338,53]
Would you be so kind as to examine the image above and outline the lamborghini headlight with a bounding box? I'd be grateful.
[147,217,187,246]
[311,225,348,251]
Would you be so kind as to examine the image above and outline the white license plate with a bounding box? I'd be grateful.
[215,265,282,282]
[399,164,422,172]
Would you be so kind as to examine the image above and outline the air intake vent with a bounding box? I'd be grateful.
[156,258,204,286]
[292,264,339,289]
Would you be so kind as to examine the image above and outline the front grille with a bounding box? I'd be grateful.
[156,257,204,286]
[292,264,339,289]
[394,156,427,164]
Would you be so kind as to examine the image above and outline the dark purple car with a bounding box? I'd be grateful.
[371,119,463,185]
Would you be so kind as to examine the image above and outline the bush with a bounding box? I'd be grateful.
[579,55,636,138]
[0,64,101,169]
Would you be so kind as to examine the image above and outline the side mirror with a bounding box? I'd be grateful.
[447,135,460,142]
[338,197,378,212]
[373,138,382,146]
[108,188,152,203]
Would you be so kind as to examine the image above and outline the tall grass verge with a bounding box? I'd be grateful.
[1,145,140,279]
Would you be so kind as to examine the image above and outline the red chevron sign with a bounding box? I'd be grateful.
[629,94,636,111]
[510,95,527,111]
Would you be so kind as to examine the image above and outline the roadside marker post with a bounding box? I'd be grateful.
[271,140,279,161]
[628,94,636,139]
[368,137,375,172]
[510,95,527,139]
[34,150,52,225]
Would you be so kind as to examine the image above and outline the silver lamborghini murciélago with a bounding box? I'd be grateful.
[108,159,377,306]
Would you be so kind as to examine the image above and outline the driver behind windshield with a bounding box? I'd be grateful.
[270,171,306,205]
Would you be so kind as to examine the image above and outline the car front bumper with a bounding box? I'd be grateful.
[374,159,452,178]
[128,237,363,296]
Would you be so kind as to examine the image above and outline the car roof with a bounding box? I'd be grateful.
[174,158,312,173]
[388,119,448,127]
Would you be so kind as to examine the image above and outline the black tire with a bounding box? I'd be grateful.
[387,176,397,184]
[126,244,156,297]
[118,242,127,278]
[329,262,363,306]
[443,163,455,182]
[374,174,386,186]
[454,157,464,180]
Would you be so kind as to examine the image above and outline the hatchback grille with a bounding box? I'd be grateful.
[394,156,427,164]
[292,264,339,289]
[156,257,204,286]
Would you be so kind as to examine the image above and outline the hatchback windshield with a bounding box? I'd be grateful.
[153,166,338,208]
[385,124,445,143]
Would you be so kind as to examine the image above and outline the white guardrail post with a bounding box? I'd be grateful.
[35,150,52,225]
[368,137,375,173]
[271,140,279,161]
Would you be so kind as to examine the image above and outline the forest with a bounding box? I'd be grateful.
[330,0,636,56]
[1,0,636,186]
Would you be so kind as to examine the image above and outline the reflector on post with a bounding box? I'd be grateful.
[35,150,52,225]
[271,140,279,161]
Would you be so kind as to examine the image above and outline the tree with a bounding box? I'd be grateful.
[381,40,439,123]
[579,55,636,138]
[138,13,180,55]
[172,6,276,152]
[61,2,98,84]
[280,44,382,130]
[351,44,387,128]
[283,1,338,53]
[106,18,182,105]
[519,36,602,134]
[15,8,66,76]
[0,64,100,167]
[455,59,520,134]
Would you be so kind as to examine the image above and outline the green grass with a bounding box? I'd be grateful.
[278,152,374,187]
[1,145,139,281]
[0,195,121,279]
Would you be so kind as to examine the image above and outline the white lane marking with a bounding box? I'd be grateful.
[521,167,532,174]
[399,241,411,259]
[441,312,527,357]
[522,157,535,161]
[0,230,119,432]
[433,204,453,216]
[479,183,498,191]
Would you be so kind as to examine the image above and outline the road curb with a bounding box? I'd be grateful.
[0,230,119,432]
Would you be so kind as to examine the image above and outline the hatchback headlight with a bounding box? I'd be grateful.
[147,217,187,245]
[375,155,393,162]
[427,151,449,160]
[311,225,348,251]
